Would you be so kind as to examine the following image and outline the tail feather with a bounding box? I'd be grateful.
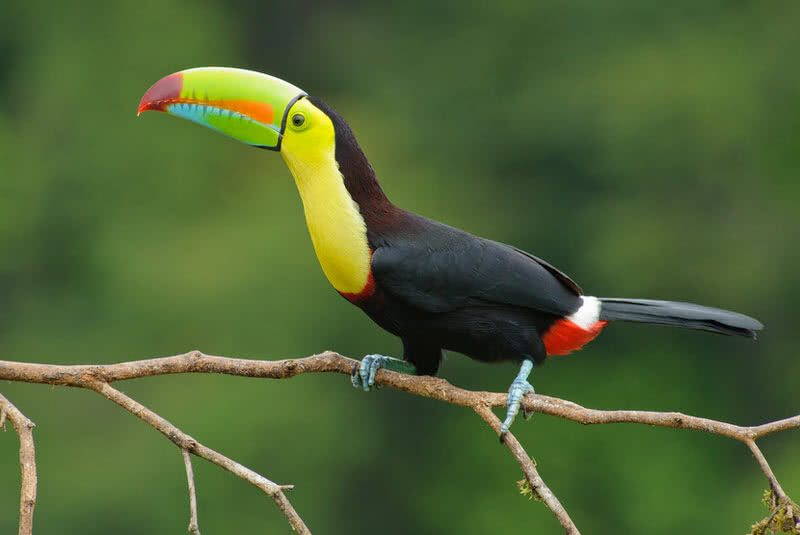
[598,298,763,339]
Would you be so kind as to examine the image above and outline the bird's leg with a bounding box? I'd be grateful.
[351,354,417,392]
[500,359,535,442]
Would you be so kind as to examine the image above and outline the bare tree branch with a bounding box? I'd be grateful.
[3,350,794,443]
[473,403,579,534]
[1,350,796,440]
[82,377,310,534]
[746,440,800,531]
[1,350,797,534]
[0,392,38,535]
[182,449,201,535]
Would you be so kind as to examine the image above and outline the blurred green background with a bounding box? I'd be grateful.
[1,1,798,533]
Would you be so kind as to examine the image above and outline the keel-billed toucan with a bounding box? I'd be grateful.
[138,67,763,439]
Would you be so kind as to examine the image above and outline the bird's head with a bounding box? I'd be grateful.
[139,67,380,296]
[137,67,337,169]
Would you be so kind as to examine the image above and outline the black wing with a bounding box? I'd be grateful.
[370,216,582,317]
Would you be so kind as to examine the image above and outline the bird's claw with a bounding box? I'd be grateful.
[351,355,417,391]
[351,354,391,391]
[500,379,535,441]
[499,359,536,443]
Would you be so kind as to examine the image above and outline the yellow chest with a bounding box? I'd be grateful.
[282,147,372,295]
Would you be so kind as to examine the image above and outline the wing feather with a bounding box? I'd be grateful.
[370,219,582,316]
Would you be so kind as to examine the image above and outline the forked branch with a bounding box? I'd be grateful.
[1,350,797,535]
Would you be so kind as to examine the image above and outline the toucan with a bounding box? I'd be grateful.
[138,67,763,440]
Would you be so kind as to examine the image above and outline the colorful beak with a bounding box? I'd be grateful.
[138,67,306,151]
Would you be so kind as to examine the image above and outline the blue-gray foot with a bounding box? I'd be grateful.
[500,359,535,443]
[350,354,417,391]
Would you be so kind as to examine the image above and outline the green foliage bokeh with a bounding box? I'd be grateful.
[1,1,798,533]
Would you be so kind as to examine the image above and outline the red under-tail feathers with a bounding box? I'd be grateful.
[542,319,608,356]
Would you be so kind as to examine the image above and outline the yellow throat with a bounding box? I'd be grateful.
[280,98,372,295]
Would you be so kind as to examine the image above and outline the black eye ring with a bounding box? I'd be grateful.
[292,113,305,127]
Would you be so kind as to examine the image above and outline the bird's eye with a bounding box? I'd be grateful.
[292,114,305,127]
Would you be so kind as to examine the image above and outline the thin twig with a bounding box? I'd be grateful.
[473,403,579,534]
[0,392,38,535]
[747,440,787,500]
[182,449,201,535]
[83,378,310,535]
[746,439,800,529]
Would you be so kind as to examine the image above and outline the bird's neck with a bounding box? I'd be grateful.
[282,143,378,296]
[333,132,391,216]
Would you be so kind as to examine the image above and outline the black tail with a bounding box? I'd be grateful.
[598,298,763,338]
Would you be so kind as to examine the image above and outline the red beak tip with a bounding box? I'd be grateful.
[138,71,184,116]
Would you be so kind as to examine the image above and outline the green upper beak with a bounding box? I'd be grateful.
[138,67,306,151]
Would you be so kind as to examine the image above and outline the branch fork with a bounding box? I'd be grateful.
[1,351,797,535]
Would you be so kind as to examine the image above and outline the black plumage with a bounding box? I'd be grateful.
[598,298,760,338]
[310,97,762,377]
